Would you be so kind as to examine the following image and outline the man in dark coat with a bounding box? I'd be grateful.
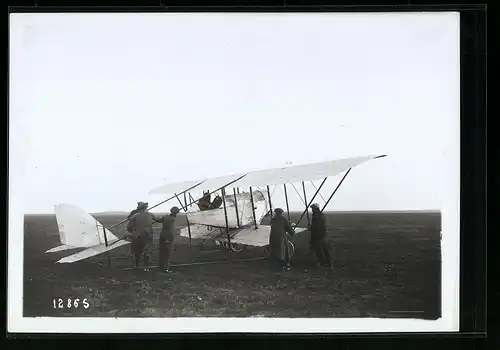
[309,203,333,267]
[269,208,295,271]
[126,202,156,271]
[153,206,180,273]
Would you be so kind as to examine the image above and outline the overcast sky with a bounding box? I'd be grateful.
[10,12,460,214]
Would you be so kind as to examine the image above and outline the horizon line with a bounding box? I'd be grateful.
[24,209,441,216]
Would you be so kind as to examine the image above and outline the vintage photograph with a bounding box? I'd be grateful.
[9,12,460,333]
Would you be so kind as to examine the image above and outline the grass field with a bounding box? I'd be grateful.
[23,211,441,319]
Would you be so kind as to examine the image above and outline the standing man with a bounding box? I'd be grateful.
[127,202,144,256]
[153,206,180,273]
[268,208,295,271]
[309,203,333,268]
[126,202,155,271]
[128,202,144,219]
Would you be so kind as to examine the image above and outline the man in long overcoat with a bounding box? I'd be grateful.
[126,202,156,271]
[309,203,333,268]
[269,208,295,271]
[127,201,145,256]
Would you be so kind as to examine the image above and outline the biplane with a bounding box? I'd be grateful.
[47,154,386,265]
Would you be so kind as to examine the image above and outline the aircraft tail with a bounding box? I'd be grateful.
[47,203,129,263]
[48,203,119,250]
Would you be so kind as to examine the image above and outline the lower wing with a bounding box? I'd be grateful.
[180,224,307,247]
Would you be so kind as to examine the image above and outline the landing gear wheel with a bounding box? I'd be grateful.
[228,243,246,252]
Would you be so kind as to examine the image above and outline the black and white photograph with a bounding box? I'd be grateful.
[9,11,460,333]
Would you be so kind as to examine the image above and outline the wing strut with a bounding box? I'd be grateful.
[301,181,310,226]
[174,192,194,247]
[221,187,232,261]
[183,192,192,247]
[233,188,240,227]
[295,169,352,228]
[266,185,273,216]
[102,226,112,267]
[249,186,258,229]
[290,183,304,203]
[309,180,327,204]
[321,168,352,212]
[283,184,291,222]
[294,177,328,227]
[93,221,110,266]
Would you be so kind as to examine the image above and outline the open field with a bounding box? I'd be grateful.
[23,211,441,319]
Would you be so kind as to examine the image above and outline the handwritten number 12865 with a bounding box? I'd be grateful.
[52,298,90,309]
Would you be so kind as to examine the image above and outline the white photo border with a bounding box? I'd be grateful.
[8,12,460,333]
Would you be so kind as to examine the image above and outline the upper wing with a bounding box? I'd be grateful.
[148,154,386,194]
[148,173,245,196]
[229,154,386,188]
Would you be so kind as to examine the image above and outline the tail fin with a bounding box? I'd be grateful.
[52,203,119,249]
